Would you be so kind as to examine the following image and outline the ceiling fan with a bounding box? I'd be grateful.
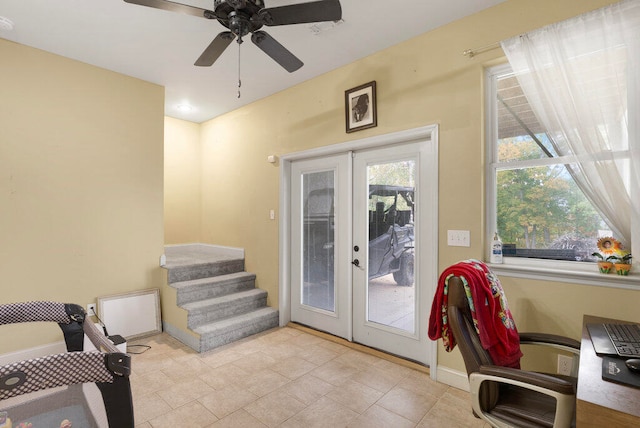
[123,0,342,73]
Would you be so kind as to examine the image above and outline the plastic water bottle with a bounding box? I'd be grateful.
[490,232,503,264]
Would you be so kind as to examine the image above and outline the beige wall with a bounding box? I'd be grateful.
[0,39,165,353]
[164,116,201,244]
[165,0,640,374]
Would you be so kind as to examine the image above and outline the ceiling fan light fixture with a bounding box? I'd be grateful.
[228,12,251,37]
[0,16,15,32]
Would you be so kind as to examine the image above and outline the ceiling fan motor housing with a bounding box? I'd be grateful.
[226,0,247,9]
[214,0,264,35]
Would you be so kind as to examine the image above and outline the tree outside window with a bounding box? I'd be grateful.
[488,67,619,263]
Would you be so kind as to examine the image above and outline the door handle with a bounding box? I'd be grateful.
[351,259,360,267]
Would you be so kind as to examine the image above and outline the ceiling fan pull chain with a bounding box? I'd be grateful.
[237,37,242,99]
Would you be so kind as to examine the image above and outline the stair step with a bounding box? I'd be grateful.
[163,244,278,353]
[172,272,256,305]
[194,307,279,352]
[184,289,268,328]
[167,258,245,283]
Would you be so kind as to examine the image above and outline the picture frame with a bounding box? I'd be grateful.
[345,81,377,133]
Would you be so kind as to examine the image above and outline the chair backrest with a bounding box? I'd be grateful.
[446,276,500,410]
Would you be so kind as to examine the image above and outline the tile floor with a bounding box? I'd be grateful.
[128,327,489,428]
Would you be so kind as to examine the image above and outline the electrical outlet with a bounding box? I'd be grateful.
[557,354,573,376]
[87,303,96,316]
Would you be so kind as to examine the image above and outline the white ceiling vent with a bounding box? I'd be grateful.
[309,19,344,35]
[0,16,14,31]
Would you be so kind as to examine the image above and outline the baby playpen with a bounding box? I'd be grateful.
[0,301,133,427]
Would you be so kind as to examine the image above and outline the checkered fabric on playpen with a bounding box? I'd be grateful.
[0,301,133,427]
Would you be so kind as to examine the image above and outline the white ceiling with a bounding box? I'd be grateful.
[0,0,506,123]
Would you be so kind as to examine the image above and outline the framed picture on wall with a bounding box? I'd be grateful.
[345,81,377,133]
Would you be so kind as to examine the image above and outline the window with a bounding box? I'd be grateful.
[485,64,630,266]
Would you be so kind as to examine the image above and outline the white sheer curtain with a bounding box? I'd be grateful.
[501,0,640,251]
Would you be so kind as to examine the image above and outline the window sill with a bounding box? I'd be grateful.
[487,258,640,290]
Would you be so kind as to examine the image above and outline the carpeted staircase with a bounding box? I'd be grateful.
[162,244,279,352]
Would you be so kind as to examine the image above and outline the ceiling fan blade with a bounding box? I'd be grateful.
[195,32,236,67]
[123,0,210,18]
[258,0,342,26]
[251,31,303,73]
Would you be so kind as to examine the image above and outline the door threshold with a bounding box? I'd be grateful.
[287,322,429,375]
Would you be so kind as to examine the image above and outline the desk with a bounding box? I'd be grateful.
[577,315,640,427]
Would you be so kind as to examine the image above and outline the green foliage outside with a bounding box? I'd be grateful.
[368,161,415,211]
[369,161,415,187]
[496,136,606,253]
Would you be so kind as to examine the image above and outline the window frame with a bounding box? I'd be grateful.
[485,63,639,289]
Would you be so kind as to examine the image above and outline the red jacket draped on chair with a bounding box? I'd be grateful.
[428,259,522,368]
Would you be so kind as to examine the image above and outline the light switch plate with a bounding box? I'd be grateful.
[447,230,470,247]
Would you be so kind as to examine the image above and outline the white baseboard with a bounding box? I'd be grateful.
[0,341,67,366]
[0,330,131,366]
[436,365,470,392]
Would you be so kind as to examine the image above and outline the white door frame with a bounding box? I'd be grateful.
[279,125,439,379]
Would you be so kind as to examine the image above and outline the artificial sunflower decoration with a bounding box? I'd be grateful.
[597,237,621,255]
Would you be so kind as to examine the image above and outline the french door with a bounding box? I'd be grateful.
[290,154,352,339]
[352,143,431,363]
[288,132,437,365]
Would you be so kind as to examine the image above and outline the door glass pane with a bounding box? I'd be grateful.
[367,161,416,333]
[302,171,335,312]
